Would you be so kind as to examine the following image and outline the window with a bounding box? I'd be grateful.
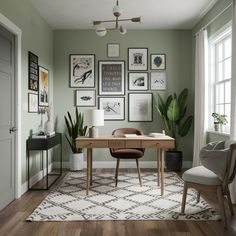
[209,25,232,132]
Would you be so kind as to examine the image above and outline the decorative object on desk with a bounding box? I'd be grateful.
[38,66,49,107]
[154,88,193,171]
[99,97,125,120]
[150,54,166,70]
[27,171,220,221]
[212,112,228,132]
[98,60,125,95]
[128,48,148,71]
[70,54,95,88]
[107,43,120,58]
[128,93,152,122]
[64,107,88,171]
[75,90,96,107]
[128,72,148,91]
[150,71,166,90]
[28,93,38,113]
[44,104,54,133]
[93,0,141,37]
[28,51,39,91]
[88,109,104,138]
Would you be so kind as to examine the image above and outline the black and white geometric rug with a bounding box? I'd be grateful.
[27,172,220,221]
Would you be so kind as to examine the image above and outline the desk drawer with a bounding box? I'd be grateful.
[109,140,125,148]
[125,140,141,148]
[78,140,108,148]
[142,140,158,148]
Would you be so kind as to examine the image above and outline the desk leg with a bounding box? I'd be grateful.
[86,148,92,195]
[160,148,165,196]
[157,148,160,186]
[90,148,93,186]
[60,135,62,175]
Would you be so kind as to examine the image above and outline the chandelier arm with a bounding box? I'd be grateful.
[93,17,141,26]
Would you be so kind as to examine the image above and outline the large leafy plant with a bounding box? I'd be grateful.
[64,107,87,153]
[154,88,193,150]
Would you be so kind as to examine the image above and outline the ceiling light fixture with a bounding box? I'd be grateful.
[93,0,141,37]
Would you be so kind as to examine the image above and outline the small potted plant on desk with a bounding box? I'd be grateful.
[212,112,228,132]
[64,107,87,171]
[154,88,193,172]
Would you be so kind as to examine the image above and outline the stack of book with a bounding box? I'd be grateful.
[32,131,55,139]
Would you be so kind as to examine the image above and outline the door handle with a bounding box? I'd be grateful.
[9,126,17,133]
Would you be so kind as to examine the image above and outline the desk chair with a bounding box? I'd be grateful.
[110,128,145,187]
[181,142,236,228]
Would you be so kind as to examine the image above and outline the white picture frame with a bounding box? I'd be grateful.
[128,93,153,122]
[107,43,120,58]
[128,48,148,71]
[76,90,96,107]
[98,61,125,95]
[150,71,167,90]
[70,54,95,88]
[128,72,148,91]
[28,93,38,113]
[99,97,125,120]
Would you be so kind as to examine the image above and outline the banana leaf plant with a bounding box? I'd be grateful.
[154,88,193,150]
[64,107,87,153]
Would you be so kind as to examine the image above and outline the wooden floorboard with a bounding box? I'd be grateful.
[0,169,236,236]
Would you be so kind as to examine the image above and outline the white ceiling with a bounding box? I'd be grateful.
[29,0,218,30]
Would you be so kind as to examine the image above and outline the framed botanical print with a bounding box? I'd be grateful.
[150,71,166,90]
[75,90,96,107]
[38,66,49,107]
[128,93,153,122]
[98,60,125,95]
[128,72,148,91]
[28,51,39,91]
[107,43,120,58]
[28,93,38,113]
[150,54,166,70]
[99,97,125,120]
[128,48,148,71]
[70,54,95,88]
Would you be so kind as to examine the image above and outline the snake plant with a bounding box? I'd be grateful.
[154,88,193,150]
[64,107,87,153]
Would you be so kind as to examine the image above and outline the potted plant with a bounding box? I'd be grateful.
[154,88,193,171]
[64,107,87,171]
[212,112,228,132]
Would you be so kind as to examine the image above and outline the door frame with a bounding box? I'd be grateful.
[0,13,22,198]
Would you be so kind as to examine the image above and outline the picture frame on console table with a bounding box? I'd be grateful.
[99,97,125,120]
[70,54,95,88]
[128,48,148,71]
[128,93,153,122]
[98,60,125,95]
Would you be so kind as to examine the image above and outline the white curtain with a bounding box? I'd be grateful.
[193,29,208,167]
[230,0,236,204]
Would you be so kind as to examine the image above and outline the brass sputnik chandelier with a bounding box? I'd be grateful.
[93,0,141,36]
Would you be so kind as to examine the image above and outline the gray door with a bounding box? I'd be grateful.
[0,24,15,209]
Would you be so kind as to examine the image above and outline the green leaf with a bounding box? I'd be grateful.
[178,116,193,137]
[178,88,188,121]
[167,99,180,121]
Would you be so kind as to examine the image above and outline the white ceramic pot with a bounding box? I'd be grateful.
[214,123,222,132]
[70,152,84,171]
[44,120,54,133]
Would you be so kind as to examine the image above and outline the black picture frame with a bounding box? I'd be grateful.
[150,53,166,70]
[99,97,125,120]
[38,66,49,107]
[128,48,148,71]
[128,93,153,122]
[28,51,39,91]
[69,54,95,88]
[75,90,96,107]
[128,72,148,91]
[98,60,125,95]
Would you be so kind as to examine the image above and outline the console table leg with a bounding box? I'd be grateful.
[27,150,30,190]
[46,150,49,189]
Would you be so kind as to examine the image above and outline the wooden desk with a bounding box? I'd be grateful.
[76,135,175,195]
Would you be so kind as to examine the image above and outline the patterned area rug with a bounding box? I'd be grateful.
[27,172,220,221]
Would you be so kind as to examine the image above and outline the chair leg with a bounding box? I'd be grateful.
[115,159,120,187]
[136,159,142,186]
[197,190,201,203]
[181,182,188,214]
[217,186,227,228]
[225,186,234,216]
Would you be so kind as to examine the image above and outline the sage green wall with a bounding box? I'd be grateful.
[0,0,54,183]
[53,30,193,164]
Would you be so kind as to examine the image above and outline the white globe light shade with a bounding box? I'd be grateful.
[113,5,122,16]
[96,27,107,37]
[120,26,127,35]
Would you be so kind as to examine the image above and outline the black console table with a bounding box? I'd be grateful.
[27,133,62,190]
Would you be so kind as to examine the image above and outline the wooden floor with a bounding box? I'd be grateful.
[0,169,236,236]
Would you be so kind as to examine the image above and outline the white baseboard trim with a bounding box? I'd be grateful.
[54,161,193,169]
[21,163,53,195]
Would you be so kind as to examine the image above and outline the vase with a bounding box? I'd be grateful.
[214,123,222,132]
[44,120,54,133]
[70,153,84,171]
